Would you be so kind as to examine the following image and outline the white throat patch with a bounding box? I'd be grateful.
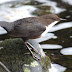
[41,21,59,36]
[0,26,7,35]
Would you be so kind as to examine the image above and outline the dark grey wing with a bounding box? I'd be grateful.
[26,22,46,39]
[9,23,30,37]
[9,22,46,39]
[9,17,46,39]
[9,23,45,39]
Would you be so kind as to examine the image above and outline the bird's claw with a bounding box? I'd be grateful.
[32,54,40,61]
[25,42,41,61]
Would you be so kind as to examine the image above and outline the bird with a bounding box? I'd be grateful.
[0,14,60,60]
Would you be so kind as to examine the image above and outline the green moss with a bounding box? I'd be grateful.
[30,61,39,67]
[40,56,51,72]
[0,38,34,72]
[23,67,30,72]
[0,38,51,72]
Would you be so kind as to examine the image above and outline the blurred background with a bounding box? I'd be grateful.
[0,0,72,72]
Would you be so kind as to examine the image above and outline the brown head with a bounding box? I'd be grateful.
[39,14,60,26]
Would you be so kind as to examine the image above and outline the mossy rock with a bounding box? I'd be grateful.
[0,38,51,72]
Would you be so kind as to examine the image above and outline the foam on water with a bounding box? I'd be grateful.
[70,36,72,38]
[0,5,37,21]
[36,0,66,14]
[60,47,72,55]
[0,0,13,4]
[62,0,72,5]
[49,22,72,32]
[49,63,66,72]
[35,33,57,43]
[41,44,62,49]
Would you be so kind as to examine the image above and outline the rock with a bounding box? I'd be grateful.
[0,38,51,72]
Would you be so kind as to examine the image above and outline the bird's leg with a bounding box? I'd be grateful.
[26,42,41,55]
[25,42,40,61]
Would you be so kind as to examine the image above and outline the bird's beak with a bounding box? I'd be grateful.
[60,18,67,21]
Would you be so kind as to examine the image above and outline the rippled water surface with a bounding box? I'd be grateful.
[0,0,72,72]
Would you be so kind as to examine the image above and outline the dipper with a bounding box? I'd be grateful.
[0,14,60,60]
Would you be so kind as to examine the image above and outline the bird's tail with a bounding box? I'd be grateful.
[0,21,13,35]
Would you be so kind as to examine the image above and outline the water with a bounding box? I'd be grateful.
[0,0,72,72]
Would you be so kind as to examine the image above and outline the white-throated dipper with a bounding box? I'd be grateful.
[0,14,60,60]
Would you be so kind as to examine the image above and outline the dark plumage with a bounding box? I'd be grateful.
[0,14,60,40]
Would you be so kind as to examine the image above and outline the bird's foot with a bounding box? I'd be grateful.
[32,54,40,61]
[25,42,41,61]
[26,42,41,55]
